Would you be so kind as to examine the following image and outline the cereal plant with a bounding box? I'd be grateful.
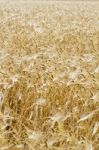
[0,0,99,150]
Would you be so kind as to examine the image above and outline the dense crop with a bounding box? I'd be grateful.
[0,1,99,150]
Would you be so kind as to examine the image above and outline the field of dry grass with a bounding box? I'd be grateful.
[0,0,99,150]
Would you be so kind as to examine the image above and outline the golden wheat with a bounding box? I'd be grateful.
[0,1,99,150]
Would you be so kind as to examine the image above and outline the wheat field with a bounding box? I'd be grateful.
[0,0,99,150]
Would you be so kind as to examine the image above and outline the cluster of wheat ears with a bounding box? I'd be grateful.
[0,1,99,150]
